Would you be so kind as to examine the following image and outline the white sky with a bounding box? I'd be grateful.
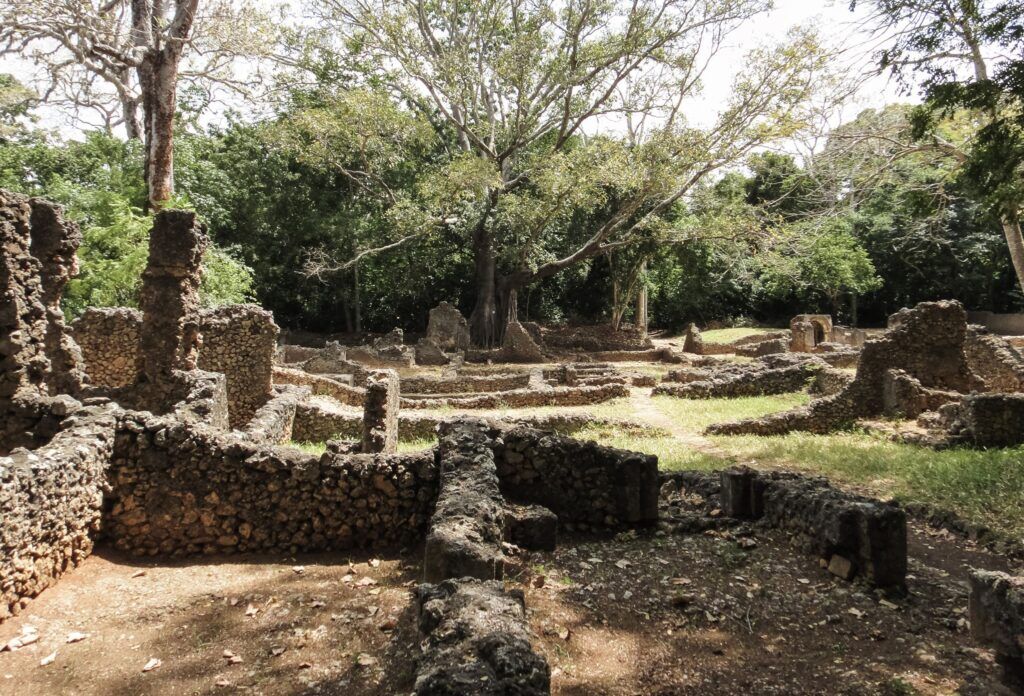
[0,0,916,140]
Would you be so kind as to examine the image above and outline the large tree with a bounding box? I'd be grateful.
[0,0,277,208]
[311,0,831,344]
[855,0,1024,294]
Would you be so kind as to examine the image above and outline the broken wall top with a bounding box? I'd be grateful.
[0,189,86,404]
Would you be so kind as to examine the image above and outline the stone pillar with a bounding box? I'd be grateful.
[682,323,703,354]
[361,369,399,453]
[135,210,208,396]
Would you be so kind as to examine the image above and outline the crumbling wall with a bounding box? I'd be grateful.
[402,383,628,410]
[241,385,307,445]
[0,190,87,451]
[500,321,546,362]
[272,366,365,407]
[970,570,1024,690]
[425,302,470,352]
[105,413,438,555]
[490,424,659,530]
[951,393,1024,447]
[710,301,979,436]
[654,361,817,399]
[196,305,278,427]
[0,408,115,620]
[964,327,1024,393]
[717,467,907,588]
[70,308,141,389]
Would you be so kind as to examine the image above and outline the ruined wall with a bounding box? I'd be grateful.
[402,383,628,410]
[0,409,115,620]
[197,305,278,427]
[0,190,87,451]
[710,301,979,436]
[104,413,438,556]
[402,373,531,395]
[241,385,307,445]
[964,327,1024,393]
[362,369,399,454]
[654,362,816,399]
[488,424,659,530]
[73,305,279,427]
[953,393,1024,447]
[272,366,365,407]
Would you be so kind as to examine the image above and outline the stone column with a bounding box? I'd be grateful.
[361,369,399,453]
[135,210,208,398]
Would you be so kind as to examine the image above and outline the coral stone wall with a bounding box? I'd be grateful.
[72,305,279,427]
[488,424,659,529]
[104,412,438,556]
[0,409,116,620]
[964,328,1024,393]
[197,305,279,427]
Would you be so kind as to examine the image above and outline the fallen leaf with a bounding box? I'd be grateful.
[355,576,377,587]
[39,652,57,667]
[142,658,162,673]
[215,677,232,687]
[270,646,286,657]
[533,575,546,589]
[356,653,377,667]
[131,570,147,578]
[369,559,381,568]
[244,604,259,618]
[310,600,326,608]
[557,627,571,641]
[292,566,306,575]
[298,661,313,669]
[66,632,88,644]
[379,618,398,632]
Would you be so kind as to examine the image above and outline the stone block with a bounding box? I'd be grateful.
[505,503,557,551]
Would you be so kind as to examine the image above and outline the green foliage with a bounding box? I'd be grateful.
[63,198,254,319]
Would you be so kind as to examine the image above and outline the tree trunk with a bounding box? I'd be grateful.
[1002,212,1024,295]
[122,95,143,141]
[353,262,362,333]
[138,52,179,209]
[468,225,499,346]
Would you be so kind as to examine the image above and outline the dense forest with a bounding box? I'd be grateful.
[0,0,1021,337]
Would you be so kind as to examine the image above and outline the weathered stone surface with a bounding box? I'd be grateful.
[424,421,506,583]
[970,570,1024,690]
[426,302,470,353]
[273,366,365,407]
[500,321,545,363]
[0,190,87,451]
[414,578,550,696]
[790,314,832,352]
[242,384,307,444]
[362,369,399,454]
[135,210,208,401]
[952,393,1024,447]
[0,408,115,620]
[719,470,907,588]
[402,382,627,410]
[683,323,703,354]
[655,358,822,400]
[505,503,557,551]
[735,337,789,358]
[492,423,659,529]
[415,338,451,366]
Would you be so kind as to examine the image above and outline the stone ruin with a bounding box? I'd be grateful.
[21,190,1015,691]
[708,300,1024,446]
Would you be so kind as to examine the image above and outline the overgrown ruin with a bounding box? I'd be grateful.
[4,192,1024,693]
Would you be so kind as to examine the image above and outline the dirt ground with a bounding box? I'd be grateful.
[1,516,1017,695]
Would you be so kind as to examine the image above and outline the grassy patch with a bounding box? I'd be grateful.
[653,392,810,432]
[398,438,435,453]
[290,440,326,455]
[700,327,779,343]
[572,422,721,471]
[713,431,1024,538]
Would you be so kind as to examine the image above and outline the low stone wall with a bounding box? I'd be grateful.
[105,412,438,556]
[809,367,854,396]
[964,328,1024,393]
[402,383,628,410]
[881,369,960,418]
[402,373,531,395]
[414,579,550,695]
[953,393,1024,447]
[967,310,1024,336]
[241,385,307,444]
[654,363,814,399]
[489,423,659,530]
[969,570,1024,690]
[73,305,279,427]
[1,408,116,620]
[362,370,399,454]
[719,467,907,588]
[272,366,365,407]
[735,337,789,358]
[423,420,506,582]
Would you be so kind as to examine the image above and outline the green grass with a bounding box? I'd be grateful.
[290,438,435,455]
[572,422,720,470]
[700,327,779,343]
[652,392,811,432]
[290,440,327,455]
[711,431,1024,538]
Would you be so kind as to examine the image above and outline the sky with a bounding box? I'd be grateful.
[0,0,917,141]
